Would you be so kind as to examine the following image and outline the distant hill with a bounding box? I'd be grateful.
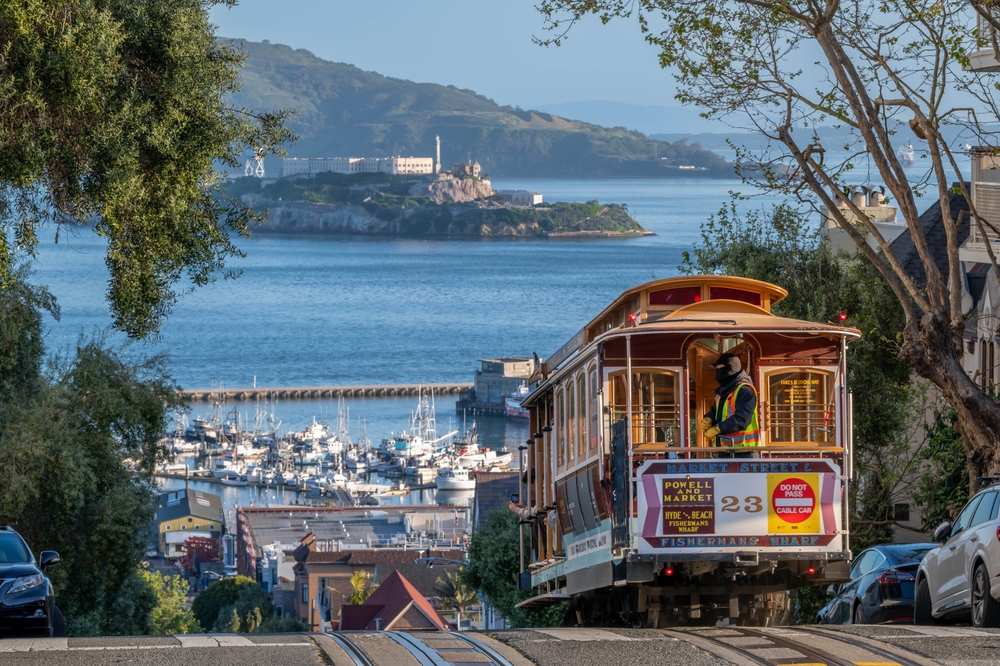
[533,101,723,136]
[228,40,734,178]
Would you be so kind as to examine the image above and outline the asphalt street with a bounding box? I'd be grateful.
[2,626,1000,666]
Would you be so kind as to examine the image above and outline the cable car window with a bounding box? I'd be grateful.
[589,367,600,452]
[556,388,565,470]
[578,382,585,459]
[764,369,835,445]
[649,286,701,306]
[567,381,576,464]
[589,464,609,520]
[709,287,762,306]
[610,369,681,451]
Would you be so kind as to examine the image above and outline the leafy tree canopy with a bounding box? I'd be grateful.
[139,569,203,635]
[0,268,180,635]
[0,0,292,339]
[464,507,564,628]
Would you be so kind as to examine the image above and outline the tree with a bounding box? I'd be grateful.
[434,569,478,615]
[191,576,257,631]
[682,201,917,547]
[0,0,293,339]
[464,507,564,628]
[536,0,1000,489]
[0,269,180,635]
[346,570,376,605]
[139,569,203,635]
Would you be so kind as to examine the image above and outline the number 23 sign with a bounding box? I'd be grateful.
[637,459,840,553]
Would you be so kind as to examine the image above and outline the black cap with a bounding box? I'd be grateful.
[711,353,741,374]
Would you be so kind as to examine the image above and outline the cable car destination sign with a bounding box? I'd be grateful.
[637,459,842,555]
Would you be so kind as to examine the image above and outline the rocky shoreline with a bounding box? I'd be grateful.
[246,198,653,239]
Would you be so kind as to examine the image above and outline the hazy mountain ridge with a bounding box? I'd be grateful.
[228,40,734,177]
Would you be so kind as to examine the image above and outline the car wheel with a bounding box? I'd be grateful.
[51,605,66,638]
[971,563,1000,628]
[914,577,936,625]
[853,602,865,625]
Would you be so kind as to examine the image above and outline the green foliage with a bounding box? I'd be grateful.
[191,576,257,631]
[191,576,291,633]
[682,200,913,550]
[0,1,293,339]
[346,570,376,606]
[790,586,828,625]
[464,507,564,628]
[435,568,478,614]
[139,569,203,635]
[913,405,970,531]
[229,40,731,178]
[0,270,180,636]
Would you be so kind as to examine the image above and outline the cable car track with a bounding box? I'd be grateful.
[386,631,515,666]
[669,626,924,666]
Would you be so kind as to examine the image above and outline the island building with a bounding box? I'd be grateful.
[152,489,223,558]
[452,160,482,179]
[495,189,543,206]
[280,155,434,177]
[233,506,468,631]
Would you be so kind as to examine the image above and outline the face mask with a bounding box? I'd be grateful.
[715,367,729,383]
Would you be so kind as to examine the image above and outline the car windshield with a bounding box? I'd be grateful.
[0,533,31,563]
[882,544,935,565]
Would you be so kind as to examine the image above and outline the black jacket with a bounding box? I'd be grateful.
[704,371,758,435]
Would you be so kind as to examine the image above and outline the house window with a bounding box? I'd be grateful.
[302,583,309,604]
[165,525,171,531]
[894,503,911,521]
[181,526,186,530]
[195,525,200,530]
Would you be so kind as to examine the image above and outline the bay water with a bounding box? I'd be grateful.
[31,165,960,506]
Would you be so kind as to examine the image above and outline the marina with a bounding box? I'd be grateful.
[155,389,521,513]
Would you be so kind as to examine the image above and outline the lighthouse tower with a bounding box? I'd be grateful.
[435,135,441,174]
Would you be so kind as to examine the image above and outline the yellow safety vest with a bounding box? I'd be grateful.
[714,383,760,447]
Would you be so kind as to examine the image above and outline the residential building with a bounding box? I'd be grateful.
[152,489,223,558]
[233,506,470,630]
[495,189,543,206]
[339,570,450,631]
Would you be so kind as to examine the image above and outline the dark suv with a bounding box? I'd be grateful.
[0,527,63,637]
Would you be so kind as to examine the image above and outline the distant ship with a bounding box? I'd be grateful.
[504,385,530,420]
[897,143,915,168]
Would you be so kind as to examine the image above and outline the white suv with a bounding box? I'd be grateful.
[915,485,1000,627]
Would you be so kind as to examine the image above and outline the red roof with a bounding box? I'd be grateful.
[340,604,384,631]
[339,570,449,631]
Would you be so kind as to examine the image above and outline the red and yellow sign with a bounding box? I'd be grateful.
[767,474,820,533]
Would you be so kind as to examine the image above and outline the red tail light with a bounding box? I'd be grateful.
[879,571,915,585]
[665,567,674,576]
[996,525,1000,542]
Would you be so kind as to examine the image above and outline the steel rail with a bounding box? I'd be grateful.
[324,633,375,666]
[794,626,926,666]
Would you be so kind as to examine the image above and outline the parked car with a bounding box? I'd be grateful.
[916,483,1000,627]
[817,543,935,624]
[0,526,63,637]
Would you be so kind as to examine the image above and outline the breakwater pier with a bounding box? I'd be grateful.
[181,382,472,402]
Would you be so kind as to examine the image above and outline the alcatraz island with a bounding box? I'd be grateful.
[226,138,652,239]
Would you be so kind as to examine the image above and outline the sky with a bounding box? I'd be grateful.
[208,0,682,110]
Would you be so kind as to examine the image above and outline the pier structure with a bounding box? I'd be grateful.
[181,382,471,402]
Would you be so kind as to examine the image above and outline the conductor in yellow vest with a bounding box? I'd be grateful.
[700,353,760,458]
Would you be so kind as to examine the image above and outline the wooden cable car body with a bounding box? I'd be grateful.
[516,275,859,626]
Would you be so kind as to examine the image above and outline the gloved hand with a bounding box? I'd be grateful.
[704,426,721,441]
[699,417,714,432]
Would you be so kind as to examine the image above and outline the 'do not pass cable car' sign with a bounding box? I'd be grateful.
[636,459,842,555]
